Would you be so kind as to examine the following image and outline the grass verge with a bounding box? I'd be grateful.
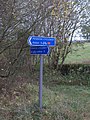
[0,82,90,120]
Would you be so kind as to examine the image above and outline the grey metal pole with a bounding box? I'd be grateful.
[39,55,43,110]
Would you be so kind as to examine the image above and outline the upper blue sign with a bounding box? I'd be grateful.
[28,36,56,47]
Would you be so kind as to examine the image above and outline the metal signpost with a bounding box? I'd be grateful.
[39,55,43,110]
[28,36,56,111]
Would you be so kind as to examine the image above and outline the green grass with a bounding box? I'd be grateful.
[49,85,90,119]
[64,42,90,64]
[0,83,90,120]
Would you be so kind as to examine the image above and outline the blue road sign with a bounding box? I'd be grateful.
[27,36,56,111]
[30,46,49,55]
[28,36,56,46]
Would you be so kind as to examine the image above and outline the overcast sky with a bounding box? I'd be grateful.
[72,29,86,41]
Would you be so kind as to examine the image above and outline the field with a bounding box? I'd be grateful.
[64,42,90,64]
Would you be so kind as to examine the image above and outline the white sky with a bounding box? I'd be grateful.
[72,29,86,41]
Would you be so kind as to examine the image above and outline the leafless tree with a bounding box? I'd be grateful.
[0,0,88,78]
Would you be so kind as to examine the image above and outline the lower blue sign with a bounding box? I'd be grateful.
[30,46,49,55]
